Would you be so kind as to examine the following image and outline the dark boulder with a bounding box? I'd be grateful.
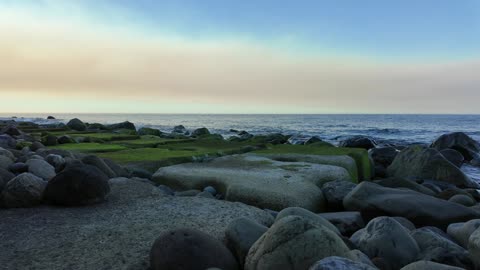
[150,228,238,270]
[106,121,136,131]
[339,136,376,150]
[30,141,45,151]
[0,168,15,192]
[172,125,188,134]
[138,127,162,136]
[57,135,75,144]
[44,164,110,206]
[81,155,116,178]
[1,173,46,208]
[0,134,16,149]
[41,135,58,146]
[47,116,56,119]
[8,162,28,174]
[431,132,480,161]
[66,118,87,131]
[440,149,464,168]
[192,127,211,137]
[0,125,21,136]
[86,123,108,130]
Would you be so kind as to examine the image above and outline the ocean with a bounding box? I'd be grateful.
[2,113,480,180]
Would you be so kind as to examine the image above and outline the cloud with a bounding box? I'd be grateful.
[0,2,479,113]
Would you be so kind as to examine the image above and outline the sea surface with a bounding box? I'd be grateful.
[2,113,480,180]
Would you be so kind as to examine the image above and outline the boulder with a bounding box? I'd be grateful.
[47,116,55,119]
[86,123,107,130]
[440,149,464,168]
[138,127,161,136]
[153,154,352,211]
[400,261,464,270]
[26,159,56,180]
[309,256,377,270]
[339,136,376,150]
[344,182,480,229]
[1,173,46,208]
[468,227,480,269]
[226,217,268,267]
[0,168,15,193]
[0,125,21,136]
[431,132,480,161]
[245,216,352,270]
[275,207,340,235]
[103,158,129,177]
[373,177,436,196]
[45,154,66,172]
[44,164,110,206]
[150,228,238,270]
[191,127,211,137]
[319,212,365,236]
[81,155,116,178]
[66,118,87,131]
[57,135,75,144]
[369,146,398,167]
[41,135,58,146]
[410,227,472,269]
[321,180,357,210]
[0,134,16,149]
[30,141,45,151]
[0,147,15,160]
[106,121,136,131]
[8,162,28,174]
[350,217,420,270]
[393,216,416,231]
[387,146,478,188]
[447,219,480,248]
[448,194,475,206]
[0,155,14,170]
[172,125,188,134]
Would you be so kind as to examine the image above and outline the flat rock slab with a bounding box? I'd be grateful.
[0,178,273,270]
[153,154,352,211]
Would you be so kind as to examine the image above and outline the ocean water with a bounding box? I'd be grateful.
[2,113,480,180]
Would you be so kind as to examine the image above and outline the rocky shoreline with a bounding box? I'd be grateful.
[1,117,480,269]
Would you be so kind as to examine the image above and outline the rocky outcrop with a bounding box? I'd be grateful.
[344,182,480,228]
[387,145,479,188]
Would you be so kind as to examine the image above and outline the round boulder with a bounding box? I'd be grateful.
[150,228,238,270]
[44,164,110,206]
[321,180,356,211]
[26,159,56,180]
[449,194,475,206]
[447,219,480,248]
[245,215,351,270]
[1,173,46,208]
[309,256,377,270]
[192,127,211,137]
[0,155,14,170]
[45,154,66,172]
[226,217,268,267]
[440,149,464,168]
[66,118,87,131]
[339,136,376,150]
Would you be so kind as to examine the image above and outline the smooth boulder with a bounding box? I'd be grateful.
[44,164,110,206]
[319,212,365,236]
[321,180,357,210]
[400,261,464,270]
[81,155,116,178]
[447,219,480,248]
[440,149,464,167]
[1,173,46,208]
[245,215,351,270]
[26,159,56,180]
[150,228,238,270]
[66,118,87,131]
[275,207,340,235]
[350,217,420,270]
[431,132,480,161]
[339,136,376,150]
[387,145,479,188]
[226,217,268,267]
[344,181,480,228]
[309,256,377,270]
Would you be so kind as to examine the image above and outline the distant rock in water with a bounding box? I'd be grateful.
[106,121,136,131]
[339,136,376,150]
[47,116,55,119]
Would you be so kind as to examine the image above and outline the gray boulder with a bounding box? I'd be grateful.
[150,228,238,270]
[319,212,365,236]
[66,118,86,131]
[387,145,479,188]
[0,134,16,149]
[447,219,480,248]
[440,149,464,168]
[41,135,58,146]
[57,135,76,144]
[468,227,480,269]
[1,173,46,208]
[309,256,377,270]
[275,207,340,235]
[191,127,211,137]
[400,261,464,270]
[321,180,357,210]
[374,177,435,196]
[350,217,420,270]
[26,159,56,180]
[431,132,480,161]
[339,136,376,150]
[411,227,472,269]
[103,158,129,177]
[344,181,480,229]
[245,215,351,270]
[448,194,475,206]
[0,155,14,170]
[45,154,66,172]
[106,121,136,130]
[0,168,15,192]
[44,164,110,206]
[30,141,45,151]
[172,125,187,134]
[8,162,28,174]
[138,127,161,136]
[81,155,116,178]
[226,217,268,267]
[0,147,15,160]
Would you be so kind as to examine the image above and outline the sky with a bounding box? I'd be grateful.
[0,0,479,114]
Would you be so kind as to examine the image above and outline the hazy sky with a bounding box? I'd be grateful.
[1,0,479,114]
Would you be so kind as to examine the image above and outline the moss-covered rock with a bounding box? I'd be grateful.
[138,127,162,136]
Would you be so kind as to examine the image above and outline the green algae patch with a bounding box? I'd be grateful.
[254,144,372,181]
[48,143,128,153]
[65,132,140,142]
[113,136,194,148]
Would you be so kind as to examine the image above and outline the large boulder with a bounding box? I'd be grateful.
[400,261,465,270]
[387,145,479,188]
[245,216,352,270]
[369,146,399,177]
[469,227,480,269]
[447,219,480,248]
[1,173,46,208]
[373,177,436,196]
[172,125,188,134]
[45,154,66,172]
[44,164,110,206]
[320,212,365,236]
[26,159,56,180]
[321,180,357,210]
[0,134,16,149]
[138,127,161,136]
[431,132,480,161]
[191,127,211,137]
[150,228,238,270]
[0,147,15,160]
[41,135,58,146]
[0,168,15,192]
[344,182,480,229]
[226,217,268,267]
[351,217,420,270]
[411,227,472,269]
[309,256,377,270]
[0,155,14,170]
[66,118,87,131]
[275,207,340,235]
[0,177,273,269]
[440,149,464,168]
[339,136,376,150]
[153,154,352,211]
[57,135,76,144]
[0,125,21,136]
[81,155,116,178]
